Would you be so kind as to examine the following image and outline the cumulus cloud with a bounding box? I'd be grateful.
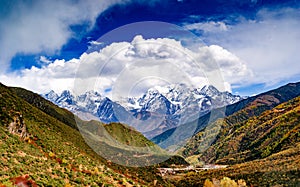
[183,7,300,88]
[0,0,126,73]
[1,35,252,98]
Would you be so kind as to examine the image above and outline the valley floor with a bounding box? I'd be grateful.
[165,144,300,186]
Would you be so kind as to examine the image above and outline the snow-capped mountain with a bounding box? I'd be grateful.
[43,90,127,123]
[43,84,244,138]
[119,84,242,120]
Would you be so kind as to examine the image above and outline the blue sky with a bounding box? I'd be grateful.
[0,0,300,96]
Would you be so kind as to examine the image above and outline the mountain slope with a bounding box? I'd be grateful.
[103,123,156,147]
[11,87,79,130]
[216,97,300,163]
[0,83,168,186]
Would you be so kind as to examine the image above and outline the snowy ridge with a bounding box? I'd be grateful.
[43,84,244,138]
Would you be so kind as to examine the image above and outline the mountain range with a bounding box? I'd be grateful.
[43,84,243,138]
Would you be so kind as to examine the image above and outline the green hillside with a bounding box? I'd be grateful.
[0,83,168,186]
[11,86,79,130]
[104,123,156,147]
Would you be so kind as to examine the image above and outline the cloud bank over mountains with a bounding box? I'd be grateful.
[0,35,252,97]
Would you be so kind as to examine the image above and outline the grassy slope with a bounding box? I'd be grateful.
[104,123,156,147]
[0,83,168,186]
[214,96,300,164]
[11,86,78,130]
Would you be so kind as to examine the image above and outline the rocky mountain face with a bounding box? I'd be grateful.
[43,84,243,138]
[7,113,29,140]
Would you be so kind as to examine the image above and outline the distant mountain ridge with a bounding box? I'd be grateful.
[43,84,243,138]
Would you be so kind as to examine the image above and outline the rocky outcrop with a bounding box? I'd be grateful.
[8,113,29,140]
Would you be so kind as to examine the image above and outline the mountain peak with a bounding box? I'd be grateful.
[44,90,59,102]
[200,85,219,94]
[61,90,73,96]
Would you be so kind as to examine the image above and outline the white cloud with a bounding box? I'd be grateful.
[1,35,252,97]
[0,0,126,73]
[39,56,52,64]
[183,7,300,88]
[203,45,253,84]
